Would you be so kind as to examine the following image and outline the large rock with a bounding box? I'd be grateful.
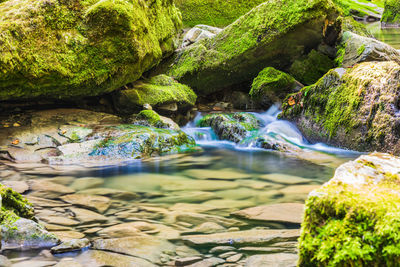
[113,75,197,114]
[281,61,400,154]
[382,0,400,26]
[167,0,339,95]
[0,0,181,101]
[299,153,400,266]
[336,31,400,67]
[175,0,265,27]
[333,0,383,21]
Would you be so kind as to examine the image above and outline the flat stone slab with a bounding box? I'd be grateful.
[231,203,305,224]
[245,253,298,267]
[182,168,251,180]
[60,194,111,213]
[182,229,300,247]
[259,173,312,185]
[76,250,156,267]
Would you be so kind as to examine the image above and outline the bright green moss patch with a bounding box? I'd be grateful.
[0,0,181,101]
[0,184,34,224]
[382,0,400,25]
[333,0,383,17]
[300,153,400,266]
[168,0,339,95]
[174,0,265,27]
[138,110,161,125]
[289,50,334,85]
[114,75,197,113]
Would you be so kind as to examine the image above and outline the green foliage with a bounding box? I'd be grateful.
[289,50,334,85]
[382,0,400,24]
[174,0,265,27]
[0,0,181,101]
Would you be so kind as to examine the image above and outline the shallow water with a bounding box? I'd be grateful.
[366,21,400,49]
[0,109,360,265]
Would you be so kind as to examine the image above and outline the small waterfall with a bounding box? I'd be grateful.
[183,106,357,156]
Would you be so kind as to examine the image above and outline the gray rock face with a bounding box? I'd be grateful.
[337,31,400,67]
[2,218,60,250]
[51,238,91,254]
[182,25,222,47]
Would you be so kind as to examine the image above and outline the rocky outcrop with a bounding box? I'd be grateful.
[174,0,265,27]
[336,32,400,67]
[168,0,340,95]
[249,67,301,108]
[0,109,196,164]
[333,0,383,21]
[182,25,222,47]
[0,0,181,101]
[382,0,400,26]
[299,153,400,266]
[113,75,197,114]
[281,61,400,154]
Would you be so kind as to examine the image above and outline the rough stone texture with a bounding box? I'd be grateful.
[232,203,304,224]
[113,75,197,114]
[76,250,156,267]
[168,0,339,95]
[51,238,90,254]
[245,253,298,267]
[182,25,222,47]
[281,61,400,154]
[336,32,400,67]
[382,0,400,26]
[299,153,400,266]
[0,0,181,101]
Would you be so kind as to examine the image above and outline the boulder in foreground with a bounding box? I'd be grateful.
[300,153,400,266]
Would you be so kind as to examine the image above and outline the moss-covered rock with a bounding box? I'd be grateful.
[300,153,400,266]
[289,50,334,85]
[333,0,383,19]
[335,31,400,67]
[249,67,299,108]
[167,0,340,95]
[281,61,400,154]
[198,113,261,143]
[113,75,197,114]
[382,0,400,26]
[340,16,374,38]
[174,0,265,27]
[0,0,181,101]
[0,185,34,223]
[129,110,180,131]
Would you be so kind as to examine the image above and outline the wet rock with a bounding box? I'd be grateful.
[183,168,251,180]
[69,178,104,191]
[185,222,226,235]
[202,199,253,210]
[185,257,225,267]
[245,253,298,267]
[113,75,197,114]
[51,238,91,254]
[162,179,240,192]
[27,196,71,208]
[182,229,299,247]
[12,260,58,267]
[28,180,75,199]
[0,255,11,267]
[209,246,236,254]
[299,153,400,265]
[258,173,311,185]
[182,25,222,47]
[168,0,339,95]
[149,191,218,204]
[97,223,145,238]
[60,194,110,213]
[226,253,243,263]
[175,256,203,266]
[129,110,181,131]
[76,250,156,267]
[40,216,80,226]
[171,211,245,228]
[2,218,60,250]
[69,207,108,224]
[232,203,304,224]
[54,259,83,267]
[197,113,261,143]
[77,188,139,200]
[281,61,400,154]
[336,32,400,67]
[92,236,175,264]
[53,231,85,242]
[1,181,29,194]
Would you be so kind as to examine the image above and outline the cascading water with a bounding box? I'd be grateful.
[183,105,358,156]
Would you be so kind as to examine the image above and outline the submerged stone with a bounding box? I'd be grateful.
[168,0,339,95]
[0,0,181,101]
[281,61,400,154]
[299,153,400,265]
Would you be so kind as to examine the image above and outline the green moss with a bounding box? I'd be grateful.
[357,44,366,56]
[0,184,34,225]
[382,0,400,25]
[174,0,265,27]
[289,50,334,85]
[138,110,161,125]
[333,0,383,17]
[299,153,400,266]
[340,16,374,38]
[0,0,181,101]
[114,75,197,113]
[168,0,339,95]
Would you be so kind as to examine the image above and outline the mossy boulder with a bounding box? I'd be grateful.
[281,61,400,154]
[249,67,300,108]
[333,0,383,20]
[289,50,334,85]
[198,113,261,143]
[0,0,181,101]
[174,0,265,27]
[382,0,400,26]
[300,153,400,266]
[129,110,180,131]
[113,75,197,114]
[167,0,340,96]
[335,31,400,67]
[340,16,374,38]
